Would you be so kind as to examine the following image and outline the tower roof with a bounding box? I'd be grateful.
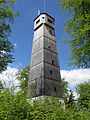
[34,13,55,22]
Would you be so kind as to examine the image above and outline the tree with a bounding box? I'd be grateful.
[0,71,89,119]
[0,87,88,120]
[62,78,76,109]
[67,90,75,109]
[0,88,31,119]
[0,0,19,73]
[58,0,90,68]
[62,78,69,103]
[75,80,90,109]
[15,66,89,119]
[17,66,30,93]
[0,80,3,91]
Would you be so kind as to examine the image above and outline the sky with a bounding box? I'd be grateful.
[9,0,73,70]
[0,0,90,98]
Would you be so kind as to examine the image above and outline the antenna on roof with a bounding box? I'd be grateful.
[38,10,40,15]
[44,0,46,12]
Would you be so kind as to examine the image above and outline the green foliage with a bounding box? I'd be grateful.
[0,87,89,120]
[58,0,90,68]
[67,90,76,109]
[0,88,31,120]
[62,78,76,108]
[0,80,3,91]
[62,78,69,102]
[17,66,30,93]
[0,40,14,72]
[75,80,90,109]
[0,0,19,73]
[11,67,89,119]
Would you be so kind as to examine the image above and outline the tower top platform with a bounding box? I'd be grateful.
[34,13,55,21]
[34,13,55,31]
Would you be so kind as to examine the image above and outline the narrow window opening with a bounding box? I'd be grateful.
[36,19,40,24]
[50,70,52,74]
[54,87,57,92]
[48,46,51,49]
[52,60,54,65]
[49,30,52,35]
[42,17,44,19]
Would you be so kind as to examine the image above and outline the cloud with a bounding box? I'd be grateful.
[61,69,90,89]
[0,66,19,90]
[61,69,90,99]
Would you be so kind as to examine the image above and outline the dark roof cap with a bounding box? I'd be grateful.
[34,13,55,21]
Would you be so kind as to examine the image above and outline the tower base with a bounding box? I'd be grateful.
[27,96,65,109]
